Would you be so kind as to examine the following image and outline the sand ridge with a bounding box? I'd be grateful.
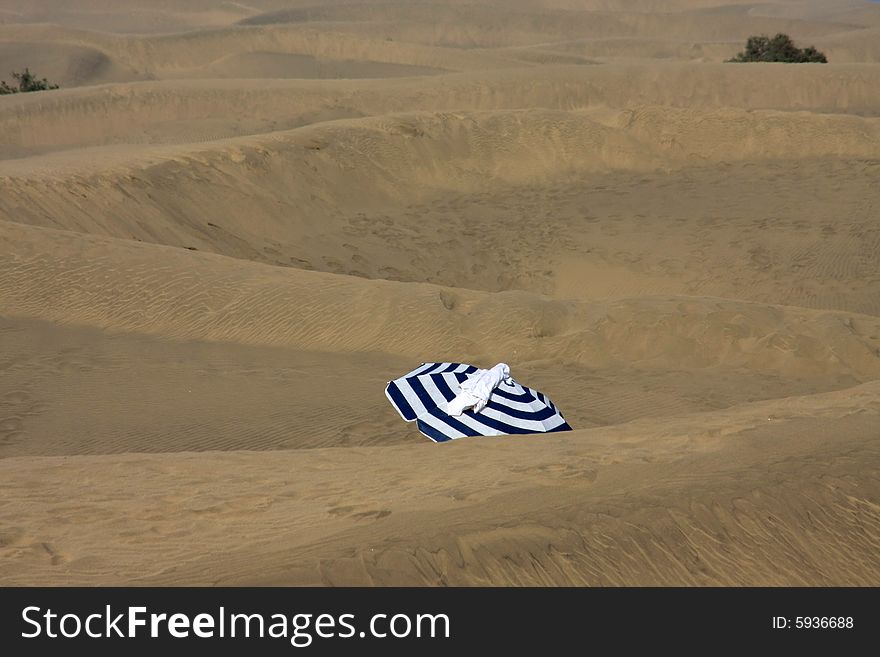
[5,63,880,159]
[1,0,879,586]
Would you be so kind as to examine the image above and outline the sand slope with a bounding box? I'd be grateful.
[3,107,879,315]
[4,63,880,157]
[2,381,878,585]
[1,0,879,586]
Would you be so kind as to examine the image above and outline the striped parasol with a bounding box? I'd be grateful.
[385,362,572,442]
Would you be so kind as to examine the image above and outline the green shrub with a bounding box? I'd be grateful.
[728,34,827,63]
[0,68,60,95]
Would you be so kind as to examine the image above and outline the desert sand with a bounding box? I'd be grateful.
[0,0,878,586]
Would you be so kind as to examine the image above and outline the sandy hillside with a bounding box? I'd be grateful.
[1,0,879,586]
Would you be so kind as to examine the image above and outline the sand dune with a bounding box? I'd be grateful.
[0,0,873,90]
[234,2,854,50]
[184,50,447,79]
[0,23,512,89]
[5,64,880,157]
[0,41,148,90]
[1,0,879,586]
[1,220,878,462]
[3,220,879,373]
[0,0,255,33]
[813,26,880,62]
[746,0,880,25]
[1,380,878,585]
[5,104,879,179]
[2,107,879,315]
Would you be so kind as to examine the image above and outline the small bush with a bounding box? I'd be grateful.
[728,34,827,63]
[0,68,60,95]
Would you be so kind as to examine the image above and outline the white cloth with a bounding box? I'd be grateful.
[446,363,512,416]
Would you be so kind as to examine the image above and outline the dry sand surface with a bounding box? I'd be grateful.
[1,0,879,585]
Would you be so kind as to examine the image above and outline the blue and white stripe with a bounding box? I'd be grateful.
[385,362,572,442]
